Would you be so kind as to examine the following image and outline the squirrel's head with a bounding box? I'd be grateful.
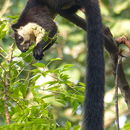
[12,23,35,52]
[12,23,44,52]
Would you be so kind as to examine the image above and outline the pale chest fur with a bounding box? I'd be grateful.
[17,23,45,45]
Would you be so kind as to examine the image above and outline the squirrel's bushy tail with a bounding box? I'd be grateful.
[83,0,105,129]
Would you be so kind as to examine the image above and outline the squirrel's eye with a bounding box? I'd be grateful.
[18,36,23,42]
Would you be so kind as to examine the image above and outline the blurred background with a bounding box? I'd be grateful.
[0,0,130,129]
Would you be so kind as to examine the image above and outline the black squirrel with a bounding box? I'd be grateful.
[12,0,104,129]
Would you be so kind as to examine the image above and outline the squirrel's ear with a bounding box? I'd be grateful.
[11,24,19,31]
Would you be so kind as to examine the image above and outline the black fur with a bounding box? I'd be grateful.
[83,0,104,129]
[12,0,57,59]
[12,0,104,129]
[36,1,105,129]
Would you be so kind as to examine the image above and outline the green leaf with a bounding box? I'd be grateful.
[123,123,130,130]
[32,63,46,68]
[50,58,62,62]
[73,125,80,130]
[42,95,54,99]
[65,121,71,129]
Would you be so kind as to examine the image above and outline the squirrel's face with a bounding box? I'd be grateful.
[13,32,33,52]
[12,23,45,52]
[12,23,36,52]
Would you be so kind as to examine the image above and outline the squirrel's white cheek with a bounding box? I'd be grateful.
[20,42,24,45]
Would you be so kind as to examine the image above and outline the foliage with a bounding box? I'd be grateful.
[0,17,85,130]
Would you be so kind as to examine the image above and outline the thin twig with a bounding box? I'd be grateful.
[4,75,10,124]
[3,43,15,124]
[103,27,130,109]
[115,56,122,130]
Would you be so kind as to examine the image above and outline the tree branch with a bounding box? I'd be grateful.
[65,13,130,108]
[3,44,15,124]
[104,28,130,109]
